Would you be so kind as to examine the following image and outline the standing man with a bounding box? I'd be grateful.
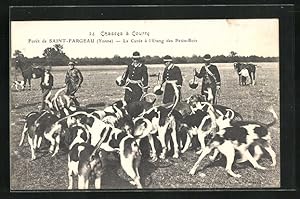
[65,61,83,106]
[118,51,148,103]
[160,55,183,104]
[40,66,54,110]
[195,54,221,104]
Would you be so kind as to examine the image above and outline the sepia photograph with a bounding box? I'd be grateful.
[10,17,281,190]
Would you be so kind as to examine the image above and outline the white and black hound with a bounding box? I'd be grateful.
[11,80,25,91]
[189,107,278,178]
[19,110,59,160]
[133,105,179,161]
[186,94,243,121]
[46,112,143,188]
[68,142,104,189]
[176,102,217,154]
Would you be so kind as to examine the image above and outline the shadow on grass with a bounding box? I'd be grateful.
[101,153,136,189]
[199,152,269,173]
[99,147,159,189]
[86,102,107,108]
[13,102,40,110]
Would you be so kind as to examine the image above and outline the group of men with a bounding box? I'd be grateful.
[39,51,221,111]
[40,61,83,110]
[117,51,221,105]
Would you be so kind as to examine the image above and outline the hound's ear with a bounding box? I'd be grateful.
[114,100,124,109]
[134,119,147,129]
[133,119,148,138]
[79,115,88,124]
[200,95,207,102]
[85,116,95,127]
[182,98,188,103]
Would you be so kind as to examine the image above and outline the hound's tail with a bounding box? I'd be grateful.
[52,87,66,111]
[266,106,278,128]
[25,111,39,119]
[140,93,157,105]
[234,111,244,121]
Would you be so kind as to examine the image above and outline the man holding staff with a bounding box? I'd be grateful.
[194,54,221,104]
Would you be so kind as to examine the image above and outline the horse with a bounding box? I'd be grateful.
[233,62,256,86]
[15,60,45,90]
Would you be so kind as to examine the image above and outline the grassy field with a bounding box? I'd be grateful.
[10,62,280,190]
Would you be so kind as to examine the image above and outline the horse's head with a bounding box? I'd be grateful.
[14,59,30,72]
[15,60,22,70]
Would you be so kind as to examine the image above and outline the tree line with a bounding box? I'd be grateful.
[12,45,279,67]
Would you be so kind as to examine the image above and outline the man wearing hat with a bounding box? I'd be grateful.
[195,54,221,104]
[65,61,83,106]
[40,66,54,110]
[119,51,148,103]
[160,55,183,104]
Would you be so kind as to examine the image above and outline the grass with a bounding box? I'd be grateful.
[10,62,280,190]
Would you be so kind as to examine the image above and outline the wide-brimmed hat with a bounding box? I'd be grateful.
[203,54,211,61]
[132,51,141,59]
[163,55,172,62]
[68,61,75,66]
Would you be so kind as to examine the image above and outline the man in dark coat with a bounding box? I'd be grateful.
[195,54,221,104]
[40,66,54,110]
[65,61,83,106]
[161,55,183,104]
[121,51,148,103]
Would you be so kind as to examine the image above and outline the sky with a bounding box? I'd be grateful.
[11,19,279,59]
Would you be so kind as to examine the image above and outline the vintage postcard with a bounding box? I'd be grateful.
[10,14,281,190]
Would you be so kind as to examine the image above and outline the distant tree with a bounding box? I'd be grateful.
[228,51,238,63]
[111,55,124,65]
[42,44,69,66]
[67,54,279,66]
[54,44,63,53]
[230,51,238,58]
[188,54,200,63]
[12,50,27,69]
[30,56,46,66]
[174,56,187,64]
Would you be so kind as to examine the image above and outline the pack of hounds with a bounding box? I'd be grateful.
[18,87,278,189]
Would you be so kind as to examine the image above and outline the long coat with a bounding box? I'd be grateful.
[162,64,183,104]
[123,62,148,103]
[195,64,221,104]
[65,68,83,96]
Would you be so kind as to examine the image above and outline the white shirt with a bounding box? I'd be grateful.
[44,73,50,85]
